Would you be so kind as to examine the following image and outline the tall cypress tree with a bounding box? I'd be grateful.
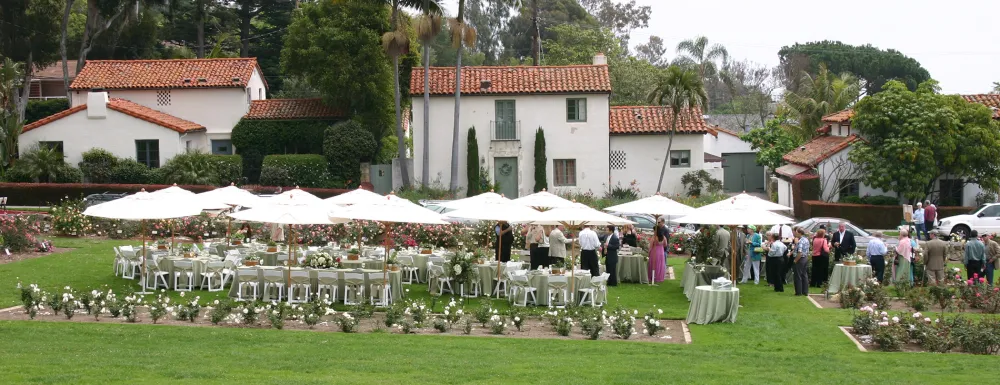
[534,127,547,192]
[466,126,480,196]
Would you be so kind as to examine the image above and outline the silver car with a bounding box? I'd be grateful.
[420,200,480,225]
[793,217,898,251]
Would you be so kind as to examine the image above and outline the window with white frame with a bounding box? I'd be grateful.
[669,150,690,168]
[566,98,587,122]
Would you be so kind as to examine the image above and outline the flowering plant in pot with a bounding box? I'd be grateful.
[386,251,400,271]
[243,254,261,266]
[229,232,243,245]
[347,248,360,260]
[266,240,278,253]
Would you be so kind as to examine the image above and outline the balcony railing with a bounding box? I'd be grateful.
[490,120,521,141]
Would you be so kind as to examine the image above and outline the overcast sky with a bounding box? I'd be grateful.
[440,0,1000,94]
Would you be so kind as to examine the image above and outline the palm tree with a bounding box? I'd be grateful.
[675,36,729,80]
[378,0,440,189]
[448,0,476,194]
[0,58,24,167]
[19,143,66,183]
[647,65,708,193]
[416,1,442,188]
[160,151,219,185]
[784,64,861,140]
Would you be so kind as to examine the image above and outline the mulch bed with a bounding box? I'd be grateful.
[0,306,688,344]
[0,247,74,265]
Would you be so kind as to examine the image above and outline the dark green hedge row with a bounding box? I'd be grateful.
[259,154,333,188]
[230,119,339,183]
[25,98,70,124]
[0,183,348,206]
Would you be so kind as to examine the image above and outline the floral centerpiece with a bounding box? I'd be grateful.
[266,241,278,253]
[420,244,433,254]
[243,253,261,266]
[229,232,243,245]
[446,251,479,286]
[156,239,168,250]
[180,244,193,258]
[347,248,360,260]
[305,253,336,269]
[387,251,400,271]
[550,258,566,275]
[842,253,863,266]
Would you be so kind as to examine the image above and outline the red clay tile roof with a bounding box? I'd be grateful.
[22,98,205,134]
[782,134,859,167]
[410,65,611,95]
[609,106,710,135]
[244,99,347,120]
[34,60,79,79]
[712,125,742,137]
[70,58,262,90]
[821,109,854,123]
[962,94,1000,119]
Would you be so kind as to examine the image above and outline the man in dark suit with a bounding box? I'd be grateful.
[831,222,857,261]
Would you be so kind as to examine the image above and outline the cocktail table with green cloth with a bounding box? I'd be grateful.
[826,264,873,295]
[341,259,384,271]
[257,252,288,267]
[526,272,594,306]
[617,254,649,284]
[157,256,217,289]
[227,267,403,302]
[682,263,727,300]
[686,285,740,324]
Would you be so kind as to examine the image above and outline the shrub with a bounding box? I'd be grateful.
[50,198,88,236]
[864,195,899,206]
[211,155,243,185]
[53,164,83,183]
[840,195,864,204]
[24,98,69,124]
[259,154,333,188]
[109,159,156,184]
[79,148,119,183]
[0,215,43,252]
[873,318,909,351]
[905,288,932,312]
[17,143,67,183]
[231,119,333,183]
[159,151,219,185]
[851,306,879,335]
[606,180,640,200]
[467,127,480,196]
[322,120,377,186]
[533,127,546,192]
[681,170,723,196]
[2,163,34,182]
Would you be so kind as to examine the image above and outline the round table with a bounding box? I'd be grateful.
[826,263,873,295]
[616,254,649,284]
[228,267,403,302]
[682,263,727,300]
[156,256,218,289]
[686,285,740,324]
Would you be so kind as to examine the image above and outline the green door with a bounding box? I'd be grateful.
[494,157,518,198]
[722,153,766,193]
[370,164,392,195]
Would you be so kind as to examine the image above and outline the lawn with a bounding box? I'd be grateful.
[0,238,993,384]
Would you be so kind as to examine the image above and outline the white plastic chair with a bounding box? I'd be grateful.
[221,259,237,287]
[547,275,569,307]
[370,277,391,307]
[492,265,518,298]
[143,259,170,290]
[236,268,259,301]
[510,274,537,307]
[398,255,420,284]
[172,260,195,292]
[201,261,225,292]
[316,271,339,304]
[343,272,365,305]
[262,269,285,301]
[287,270,311,304]
[429,265,452,295]
[578,274,608,307]
[121,249,139,279]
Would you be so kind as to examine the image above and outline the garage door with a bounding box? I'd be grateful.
[722,153,766,193]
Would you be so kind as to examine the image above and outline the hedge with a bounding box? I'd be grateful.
[212,155,243,185]
[231,119,339,183]
[25,98,69,124]
[801,200,974,229]
[259,154,333,188]
[79,148,119,183]
[109,159,157,184]
[0,183,348,206]
[323,120,377,186]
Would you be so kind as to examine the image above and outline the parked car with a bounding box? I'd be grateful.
[604,211,697,236]
[793,217,897,251]
[419,200,480,225]
[934,203,1000,238]
[83,192,128,208]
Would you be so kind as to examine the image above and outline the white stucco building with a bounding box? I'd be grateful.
[20,58,344,170]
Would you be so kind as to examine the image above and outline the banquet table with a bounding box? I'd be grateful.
[228,267,403,302]
[258,251,289,267]
[155,256,218,289]
[682,263,728,300]
[526,271,594,306]
[826,264,873,295]
[341,258,385,271]
[617,254,650,284]
[407,252,450,282]
[686,285,740,324]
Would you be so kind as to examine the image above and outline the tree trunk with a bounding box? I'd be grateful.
[656,112,678,193]
[421,25,431,188]
[239,2,251,57]
[531,0,540,66]
[449,47,463,194]
[61,0,76,101]
[393,54,410,187]
[197,0,206,58]
[77,1,126,73]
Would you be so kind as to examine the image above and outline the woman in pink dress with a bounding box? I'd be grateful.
[648,222,667,283]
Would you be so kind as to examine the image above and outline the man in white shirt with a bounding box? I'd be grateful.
[578,225,601,276]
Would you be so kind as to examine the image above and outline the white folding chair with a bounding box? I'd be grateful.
[236,268,259,301]
[547,275,569,308]
[172,260,195,292]
[578,274,608,307]
[398,255,420,284]
[287,270,312,304]
[144,258,170,290]
[510,274,537,307]
[201,261,226,292]
[370,276,391,307]
[121,249,139,279]
[221,259,237,287]
[429,265,452,295]
[316,271,339,304]
[492,265,518,298]
[343,272,365,305]
[262,269,286,302]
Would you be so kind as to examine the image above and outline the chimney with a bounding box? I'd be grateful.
[593,52,607,65]
[87,88,108,119]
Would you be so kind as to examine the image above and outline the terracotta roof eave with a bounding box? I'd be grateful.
[610,131,710,136]
[69,85,247,91]
[107,104,204,133]
[413,90,613,96]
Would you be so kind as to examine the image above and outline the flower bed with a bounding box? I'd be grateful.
[8,284,687,343]
[845,306,1000,354]
[815,271,1000,314]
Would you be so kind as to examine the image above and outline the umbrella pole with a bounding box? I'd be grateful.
[170,220,175,252]
[731,225,738,283]
[383,223,390,302]
[570,224,579,302]
[287,226,295,287]
[227,217,232,246]
[496,221,503,298]
[138,220,150,295]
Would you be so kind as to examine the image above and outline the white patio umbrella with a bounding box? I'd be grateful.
[83,191,204,294]
[512,189,576,210]
[324,188,385,206]
[196,184,262,208]
[263,187,324,205]
[329,194,449,297]
[443,196,541,297]
[675,204,794,282]
[603,193,695,224]
[700,192,792,212]
[439,191,504,209]
[529,203,635,294]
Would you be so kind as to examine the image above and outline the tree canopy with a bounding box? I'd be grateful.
[778,41,931,96]
[849,80,1000,201]
[783,64,861,140]
[741,112,802,171]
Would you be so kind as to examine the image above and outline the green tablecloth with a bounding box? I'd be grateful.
[342,259,384,271]
[682,264,727,301]
[826,264,873,295]
[526,272,594,306]
[617,254,649,284]
[258,251,288,266]
[156,257,217,289]
[228,267,403,303]
[686,285,740,324]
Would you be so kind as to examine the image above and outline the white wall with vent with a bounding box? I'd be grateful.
[608,133,707,196]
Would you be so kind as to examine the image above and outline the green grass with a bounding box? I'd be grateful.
[0,238,994,384]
